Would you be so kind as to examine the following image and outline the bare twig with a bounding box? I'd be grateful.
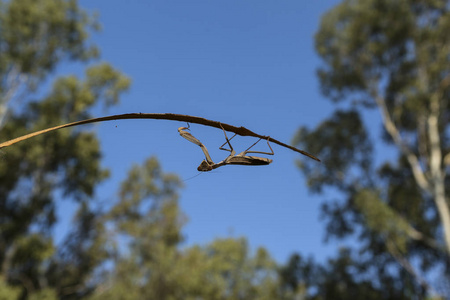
[0,113,320,161]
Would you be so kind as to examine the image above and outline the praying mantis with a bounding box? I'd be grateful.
[178,124,274,172]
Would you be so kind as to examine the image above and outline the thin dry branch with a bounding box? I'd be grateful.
[0,113,320,161]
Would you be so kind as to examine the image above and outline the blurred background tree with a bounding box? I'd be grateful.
[0,0,130,298]
[87,157,282,300]
[292,0,450,299]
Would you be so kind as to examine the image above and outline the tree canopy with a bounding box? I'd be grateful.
[0,0,130,298]
[293,0,450,298]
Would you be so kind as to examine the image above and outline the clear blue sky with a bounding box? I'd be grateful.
[56,0,344,264]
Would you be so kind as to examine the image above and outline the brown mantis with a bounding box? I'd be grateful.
[178,123,274,172]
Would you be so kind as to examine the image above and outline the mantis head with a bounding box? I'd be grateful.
[197,160,213,172]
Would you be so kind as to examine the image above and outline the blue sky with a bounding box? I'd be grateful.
[57,0,345,264]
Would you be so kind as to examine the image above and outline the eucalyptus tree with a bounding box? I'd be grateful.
[0,0,130,298]
[294,0,450,298]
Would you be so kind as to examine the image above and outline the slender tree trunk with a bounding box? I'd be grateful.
[372,84,450,255]
[428,96,450,254]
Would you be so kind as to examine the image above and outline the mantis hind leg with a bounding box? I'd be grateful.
[242,137,274,156]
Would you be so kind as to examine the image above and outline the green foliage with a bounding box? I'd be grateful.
[28,289,58,300]
[279,249,429,300]
[85,63,131,106]
[89,157,281,300]
[0,63,130,260]
[0,277,21,300]
[312,249,415,300]
[0,0,98,87]
[354,189,413,254]
[294,0,450,298]
[0,0,130,298]
[278,253,316,299]
[293,109,372,192]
